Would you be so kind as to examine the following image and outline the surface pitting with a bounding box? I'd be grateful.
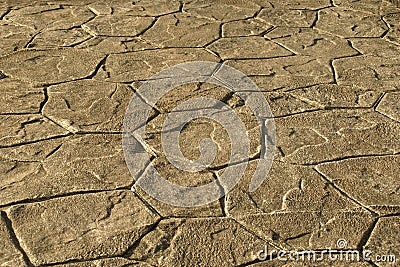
[0,0,399,266]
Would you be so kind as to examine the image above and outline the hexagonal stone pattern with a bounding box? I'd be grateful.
[1,0,400,266]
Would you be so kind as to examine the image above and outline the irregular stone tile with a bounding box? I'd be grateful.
[266,28,359,61]
[365,217,400,267]
[132,156,223,218]
[333,0,383,14]
[275,127,327,160]
[107,0,181,16]
[290,84,383,108]
[237,211,375,250]
[264,91,319,117]
[145,99,261,168]
[222,18,272,37]
[130,218,266,266]
[258,7,316,27]
[142,13,219,47]
[0,138,66,162]
[316,155,400,209]
[183,0,260,22]
[350,38,400,58]
[143,83,260,160]
[0,49,105,86]
[383,12,400,44]
[145,117,229,168]
[267,0,331,10]
[0,213,27,267]
[0,115,68,147]
[226,56,333,91]
[265,27,305,39]
[276,110,400,164]
[142,82,230,113]
[381,0,400,14]
[316,7,388,38]
[43,134,135,187]
[149,156,216,187]
[376,92,400,122]
[75,36,153,55]
[43,80,134,133]
[7,191,160,265]
[7,4,61,15]
[105,48,219,82]
[0,78,43,114]
[223,160,356,217]
[0,134,134,206]
[82,15,154,37]
[0,22,34,54]
[53,257,152,266]
[87,2,113,15]
[209,37,293,60]
[128,219,183,265]
[333,55,400,91]
[369,206,400,216]
[0,160,45,205]
[133,186,223,218]
[383,11,400,28]
[4,5,95,31]
[0,6,8,15]
[28,28,91,48]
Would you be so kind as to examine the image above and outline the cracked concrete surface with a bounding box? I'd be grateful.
[0,0,399,266]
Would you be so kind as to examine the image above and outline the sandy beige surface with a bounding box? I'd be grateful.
[0,0,399,266]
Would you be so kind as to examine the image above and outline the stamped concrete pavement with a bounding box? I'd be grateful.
[0,0,399,266]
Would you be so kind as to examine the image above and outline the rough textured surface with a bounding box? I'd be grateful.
[7,191,160,265]
[43,80,134,132]
[128,218,266,266]
[365,217,400,266]
[0,115,69,146]
[0,134,134,206]
[0,213,27,267]
[0,0,399,266]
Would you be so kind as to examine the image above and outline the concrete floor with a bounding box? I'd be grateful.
[0,0,399,266]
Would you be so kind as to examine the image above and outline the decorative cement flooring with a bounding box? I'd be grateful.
[0,0,399,266]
